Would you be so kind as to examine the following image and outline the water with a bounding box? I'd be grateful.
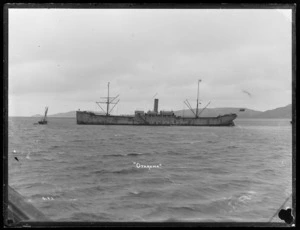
[8,117,292,222]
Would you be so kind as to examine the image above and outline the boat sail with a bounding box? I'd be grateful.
[38,107,48,124]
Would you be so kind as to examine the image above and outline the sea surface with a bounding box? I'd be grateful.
[8,117,293,222]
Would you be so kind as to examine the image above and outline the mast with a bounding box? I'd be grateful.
[96,82,120,116]
[184,79,202,118]
[44,107,48,121]
[196,79,201,118]
[107,82,110,116]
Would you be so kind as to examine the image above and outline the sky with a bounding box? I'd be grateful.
[8,8,292,116]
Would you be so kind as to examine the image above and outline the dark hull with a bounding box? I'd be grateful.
[76,111,237,126]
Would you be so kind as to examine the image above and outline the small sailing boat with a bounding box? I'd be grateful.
[38,107,48,124]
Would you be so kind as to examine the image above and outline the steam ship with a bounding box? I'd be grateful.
[76,81,237,126]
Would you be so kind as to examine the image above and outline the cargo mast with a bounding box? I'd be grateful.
[96,82,120,116]
[184,79,201,118]
[196,79,201,118]
[107,82,110,116]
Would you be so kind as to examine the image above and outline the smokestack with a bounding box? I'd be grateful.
[154,99,159,113]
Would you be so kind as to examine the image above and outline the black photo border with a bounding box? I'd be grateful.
[2,1,297,228]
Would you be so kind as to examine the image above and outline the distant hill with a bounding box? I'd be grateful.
[38,104,291,119]
[48,111,76,118]
[32,114,43,117]
[174,104,291,119]
[255,104,291,119]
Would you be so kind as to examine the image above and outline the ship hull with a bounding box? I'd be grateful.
[76,111,237,126]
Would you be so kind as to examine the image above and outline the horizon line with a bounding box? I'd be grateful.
[8,103,292,117]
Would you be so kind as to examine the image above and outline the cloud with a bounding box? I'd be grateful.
[8,8,292,116]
